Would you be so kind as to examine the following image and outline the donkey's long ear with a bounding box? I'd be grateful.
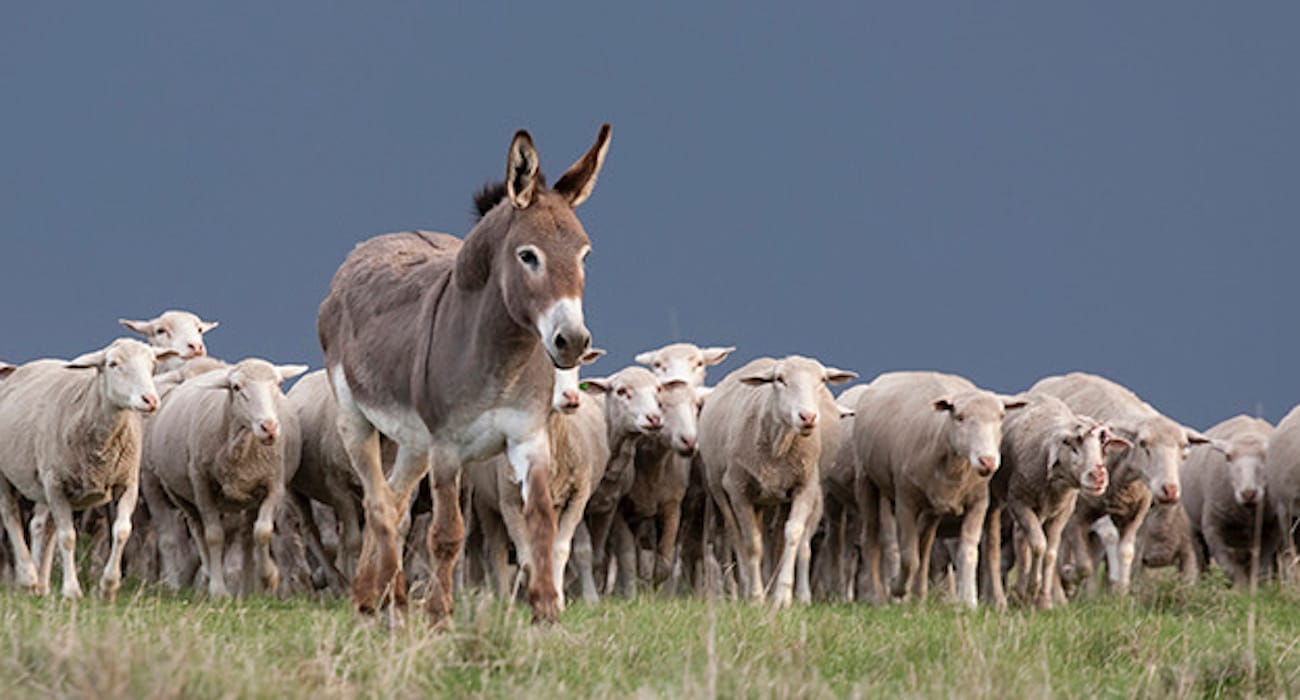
[554,123,611,208]
[506,130,541,209]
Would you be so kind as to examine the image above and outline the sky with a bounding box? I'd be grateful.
[1,3,1296,429]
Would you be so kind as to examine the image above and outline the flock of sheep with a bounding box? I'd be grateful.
[2,125,1297,628]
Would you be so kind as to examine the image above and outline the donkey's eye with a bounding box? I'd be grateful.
[518,249,540,268]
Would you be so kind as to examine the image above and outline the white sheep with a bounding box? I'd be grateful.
[700,355,856,608]
[142,359,306,596]
[0,339,171,599]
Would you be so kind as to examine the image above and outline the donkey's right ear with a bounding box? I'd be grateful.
[506,130,541,209]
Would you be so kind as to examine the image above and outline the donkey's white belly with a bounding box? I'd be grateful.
[330,366,432,451]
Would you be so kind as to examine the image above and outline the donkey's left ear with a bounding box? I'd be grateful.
[554,123,612,208]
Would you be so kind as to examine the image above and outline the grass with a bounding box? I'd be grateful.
[2,573,1300,698]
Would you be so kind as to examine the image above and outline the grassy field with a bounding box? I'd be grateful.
[2,574,1299,699]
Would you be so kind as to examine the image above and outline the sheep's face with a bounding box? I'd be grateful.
[1222,434,1268,507]
[1051,422,1111,496]
[636,344,734,389]
[121,310,218,361]
[219,360,307,446]
[657,381,700,457]
[549,349,604,414]
[582,367,664,436]
[1118,417,1202,505]
[934,392,1025,478]
[740,356,856,438]
[66,338,168,414]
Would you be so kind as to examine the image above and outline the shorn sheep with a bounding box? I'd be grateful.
[0,339,172,599]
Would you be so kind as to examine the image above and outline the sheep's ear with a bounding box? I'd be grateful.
[1099,427,1132,454]
[932,397,955,413]
[119,318,153,336]
[553,123,611,208]
[506,130,541,209]
[198,320,219,334]
[153,348,180,361]
[276,365,310,383]
[701,347,735,366]
[823,368,858,385]
[1186,429,1212,446]
[695,385,715,406]
[739,368,776,386]
[1002,396,1030,411]
[1207,439,1232,457]
[579,377,611,395]
[66,350,106,369]
[188,369,234,390]
[0,362,16,378]
[579,348,606,366]
[633,350,657,367]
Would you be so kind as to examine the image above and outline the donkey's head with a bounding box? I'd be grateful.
[457,124,611,369]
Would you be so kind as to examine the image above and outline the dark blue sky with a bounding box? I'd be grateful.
[2,4,1296,428]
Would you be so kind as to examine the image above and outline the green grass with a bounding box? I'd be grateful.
[2,575,1299,698]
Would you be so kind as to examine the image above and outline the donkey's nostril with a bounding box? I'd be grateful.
[554,333,568,351]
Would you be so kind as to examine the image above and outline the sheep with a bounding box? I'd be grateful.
[986,394,1126,609]
[613,380,702,589]
[700,355,856,608]
[635,343,734,388]
[1266,404,1300,581]
[1133,502,1199,581]
[120,310,219,374]
[634,342,732,595]
[579,366,669,598]
[466,352,607,610]
[1181,415,1275,586]
[851,371,1024,608]
[142,359,306,597]
[817,384,869,600]
[0,339,171,599]
[1030,372,1208,595]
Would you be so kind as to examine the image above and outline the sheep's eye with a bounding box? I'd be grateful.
[231,384,242,394]
[107,360,120,369]
[653,361,664,369]
[955,414,965,422]
[616,387,629,398]
[156,329,168,337]
[775,375,786,385]
[518,249,539,267]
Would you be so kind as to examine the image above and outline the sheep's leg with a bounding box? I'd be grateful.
[955,496,988,609]
[819,496,844,599]
[858,482,884,604]
[1009,503,1047,606]
[610,513,638,598]
[794,492,821,605]
[253,486,282,594]
[914,511,943,602]
[0,479,38,592]
[552,494,589,608]
[892,498,922,602]
[189,476,228,598]
[100,480,139,600]
[654,500,683,587]
[723,478,763,600]
[571,520,599,604]
[478,505,512,599]
[980,502,1005,609]
[1114,504,1148,595]
[42,488,82,599]
[31,506,54,595]
[770,484,818,608]
[336,406,400,616]
[335,495,364,583]
[290,492,344,593]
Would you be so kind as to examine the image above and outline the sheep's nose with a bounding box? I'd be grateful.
[139,394,159,413]
[977,455,998,473]
[798,411,818,429]
[1241,488,1258,504]
[644,413,663,430]
[187,342,206,357]
[259,419,279,438]
[681,436,698,453]
[561,390,581,408]
[1160,483,1180,503]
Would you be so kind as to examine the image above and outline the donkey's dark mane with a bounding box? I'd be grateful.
[472,174,548,221]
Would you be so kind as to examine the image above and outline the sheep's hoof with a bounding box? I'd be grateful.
[61,585,83,601]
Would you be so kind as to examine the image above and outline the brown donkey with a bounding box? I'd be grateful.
[319,125,611,625]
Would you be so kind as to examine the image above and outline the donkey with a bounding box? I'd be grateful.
[318,124,611,625]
